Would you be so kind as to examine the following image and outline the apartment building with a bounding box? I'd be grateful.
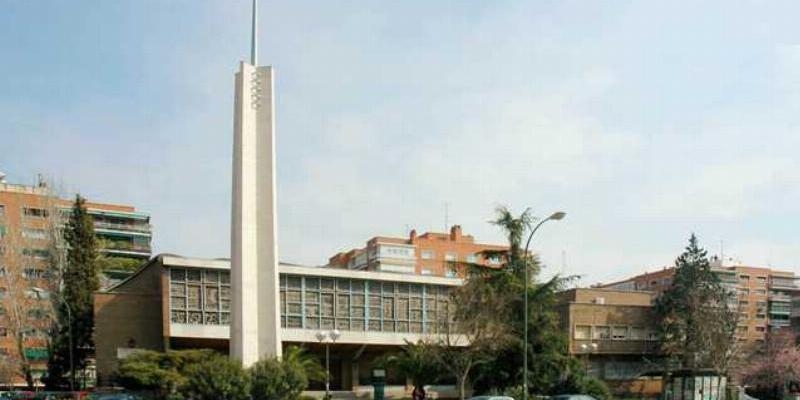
[555,288,663,397]
[94,254,463,397]
[0,173,151,386]
[327,225,507,276]
[599,257,799,342]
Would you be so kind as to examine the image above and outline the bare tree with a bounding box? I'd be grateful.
[0,187,62,389]
[738,330,800,400]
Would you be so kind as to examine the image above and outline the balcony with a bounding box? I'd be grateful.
[99,241,151,257]
[768,303,791,314]
[94,221,152,234]
[572,339,660,355]
[768,319,791,328]
[770,282,799,291]
[769,292,792,302]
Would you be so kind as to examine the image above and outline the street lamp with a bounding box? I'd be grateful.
[522,211,565,400]
[316,329,341,399]
[32,287,74,392]
[579,343,598,374]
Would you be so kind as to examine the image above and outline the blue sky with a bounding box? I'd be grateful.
[2,0,799,284]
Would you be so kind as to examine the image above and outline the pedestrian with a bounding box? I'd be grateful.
[412,385,426,400]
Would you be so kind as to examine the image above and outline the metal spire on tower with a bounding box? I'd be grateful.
[251,0,258,65]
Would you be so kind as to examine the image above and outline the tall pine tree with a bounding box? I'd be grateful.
[655,234,738,373]
[46,195,99,389]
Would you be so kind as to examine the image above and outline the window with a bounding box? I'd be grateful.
[27,309,47,320]
[0,205,5,216]
[630,327,646,340]
[593,326,610,340]
[421,268,432,275]
[0,225,5,238]
[612,326,627,340]
[756,277,767,285]
[445,269,457,278]
[739,300,749,306]
[444,253,457,262]
[755,326,766,332]
[754,289,766,296]
[0,327,6,337]
[738,288,750,296]
[421,250,434,260]
[22,207,48,218]
[574,325,591,340]
[23,268,46,279]
[466,254,477,263]
[739,275,750,281]
[169,267,230,325]
[650,280,657,287]
[488,255,502,265]
[22,228,47,240]
[756,313,766,319]
[645,330,660,341]
[22,248,49,259]
[736,326,747,334]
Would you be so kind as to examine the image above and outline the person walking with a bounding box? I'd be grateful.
[412,385,426,400]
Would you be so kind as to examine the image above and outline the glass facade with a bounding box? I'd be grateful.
[169,268,231,325]
[168,268,456,334]
[279,274,453,333]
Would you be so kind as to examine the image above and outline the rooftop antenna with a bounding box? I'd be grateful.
[250,0,258,65]
[444,202,449,233]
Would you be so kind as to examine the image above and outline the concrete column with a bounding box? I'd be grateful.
[351,361,360,390]
[230,62,281,366]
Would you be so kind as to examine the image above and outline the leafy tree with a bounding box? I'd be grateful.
[467,208,580,397]
[250,346,324,400]
[180,353,250,400]
[380,340,443,392]
[47,194,100,389]
[739,330,800,400]
[654,234,737,373]
[431,207,585,399]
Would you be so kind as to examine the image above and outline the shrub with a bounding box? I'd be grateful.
[250,346,324,400]
[180,354,250,400]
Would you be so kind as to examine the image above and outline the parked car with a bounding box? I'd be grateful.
[550,395,599,400]
[89,394,141,400]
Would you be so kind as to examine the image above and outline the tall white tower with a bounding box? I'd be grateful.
[230,0,281,366]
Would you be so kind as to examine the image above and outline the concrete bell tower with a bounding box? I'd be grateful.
[230,0,281,366]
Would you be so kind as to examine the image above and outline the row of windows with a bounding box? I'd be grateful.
[0,206,51,219]
[0,327,48,339]
[0,287,51,300]
[573,325,660,341]
[738,288,768,296]
[419,250,499,265]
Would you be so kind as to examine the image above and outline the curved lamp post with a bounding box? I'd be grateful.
[32,287,73,392]
[522,211,565,400]
[316,329,341,399]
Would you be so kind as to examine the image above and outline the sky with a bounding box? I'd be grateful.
[1,0,799,285]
